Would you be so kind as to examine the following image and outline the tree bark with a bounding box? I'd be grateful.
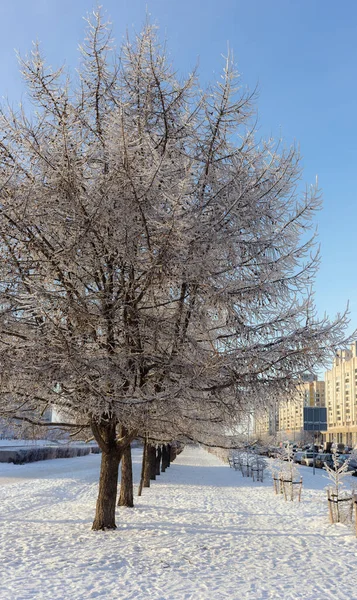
[156,445,162,476]
[161,444,168,472]
[91,417,127,530]
[118,442,134,507]
[150,445,156,480]
[138,439,147,496]
[170,445,177,462]
[167,444,171,467]
[143,440,151,488]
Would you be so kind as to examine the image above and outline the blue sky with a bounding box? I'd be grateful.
[1,0,356,337]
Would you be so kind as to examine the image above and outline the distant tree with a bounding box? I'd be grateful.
[0,9,351,529]
[117,426,134,508]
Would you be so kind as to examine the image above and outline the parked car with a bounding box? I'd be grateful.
[255,446,269,456]
[267,447,280,458]
[300,451,315,467]
[316,453,357,472]
[302,444,320,453]
[314,453,333,469]
[337,454,356,472]
[348,458,357,476]
[331,442,345,453]
[293,451,304,464]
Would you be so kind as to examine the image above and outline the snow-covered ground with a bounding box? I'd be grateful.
[1,446,357,600]
[0,439,60,447]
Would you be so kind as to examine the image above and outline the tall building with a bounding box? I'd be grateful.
[253,376,325,443]
[325,342,357,445]
[278,377,325,442]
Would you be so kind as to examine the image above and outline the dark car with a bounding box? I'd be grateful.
[349,458,357,476]
[331,442,345,453]
[337,454,357,473]
[267,447,280,458]
[316,453,357,472]
[314,453,333,469]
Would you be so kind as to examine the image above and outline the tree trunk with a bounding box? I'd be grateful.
[170,444,176,462]
[91,418,121,530]
[161,444,168,472]
[150,445,156,480]
[92,445,121,530]
[143,440,151,488]
[156,445,162,476]
[138,439,147,496]
[167,444,171,467]
[118,442,134,507]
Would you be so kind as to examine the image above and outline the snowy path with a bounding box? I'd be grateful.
[1,446,357,599]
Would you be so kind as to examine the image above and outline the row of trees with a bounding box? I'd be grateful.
[117,438,177,511]
[0,9,351,529]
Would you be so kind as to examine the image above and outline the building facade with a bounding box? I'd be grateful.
[252,344,357,447]
[325,342,357,445]
[278,377,325,442]
[254,376,325,443]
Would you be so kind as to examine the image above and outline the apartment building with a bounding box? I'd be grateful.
[254,376,325,443]
[278,377,325,442]
[325,342,357,445]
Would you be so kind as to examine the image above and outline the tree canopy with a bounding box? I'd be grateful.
[0,10,351,528]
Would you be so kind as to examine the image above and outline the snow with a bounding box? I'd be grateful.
[1,446,357,600]
[0,439,60,447]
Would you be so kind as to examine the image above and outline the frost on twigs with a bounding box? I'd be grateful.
[271,447,302,501]
[230,449,266,482]
[250,455,267,482]
[324,448,353,524]
[0,7,354,528]
[0,9,353,445]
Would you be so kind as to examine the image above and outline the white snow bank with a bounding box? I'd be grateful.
[0,439,59,447]
[0,447,356,599]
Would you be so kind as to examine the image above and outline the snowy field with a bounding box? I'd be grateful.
[1,446,357,600]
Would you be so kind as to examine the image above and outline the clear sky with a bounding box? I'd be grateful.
[1,0,356,338]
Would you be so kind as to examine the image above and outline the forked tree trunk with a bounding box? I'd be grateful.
[156,446,162,476]
[118,442,134,507]
[150,445,156,480]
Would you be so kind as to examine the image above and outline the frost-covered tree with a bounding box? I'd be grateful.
[324,448,352,498]
[0,10,351,529]
[324,448,354,523]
